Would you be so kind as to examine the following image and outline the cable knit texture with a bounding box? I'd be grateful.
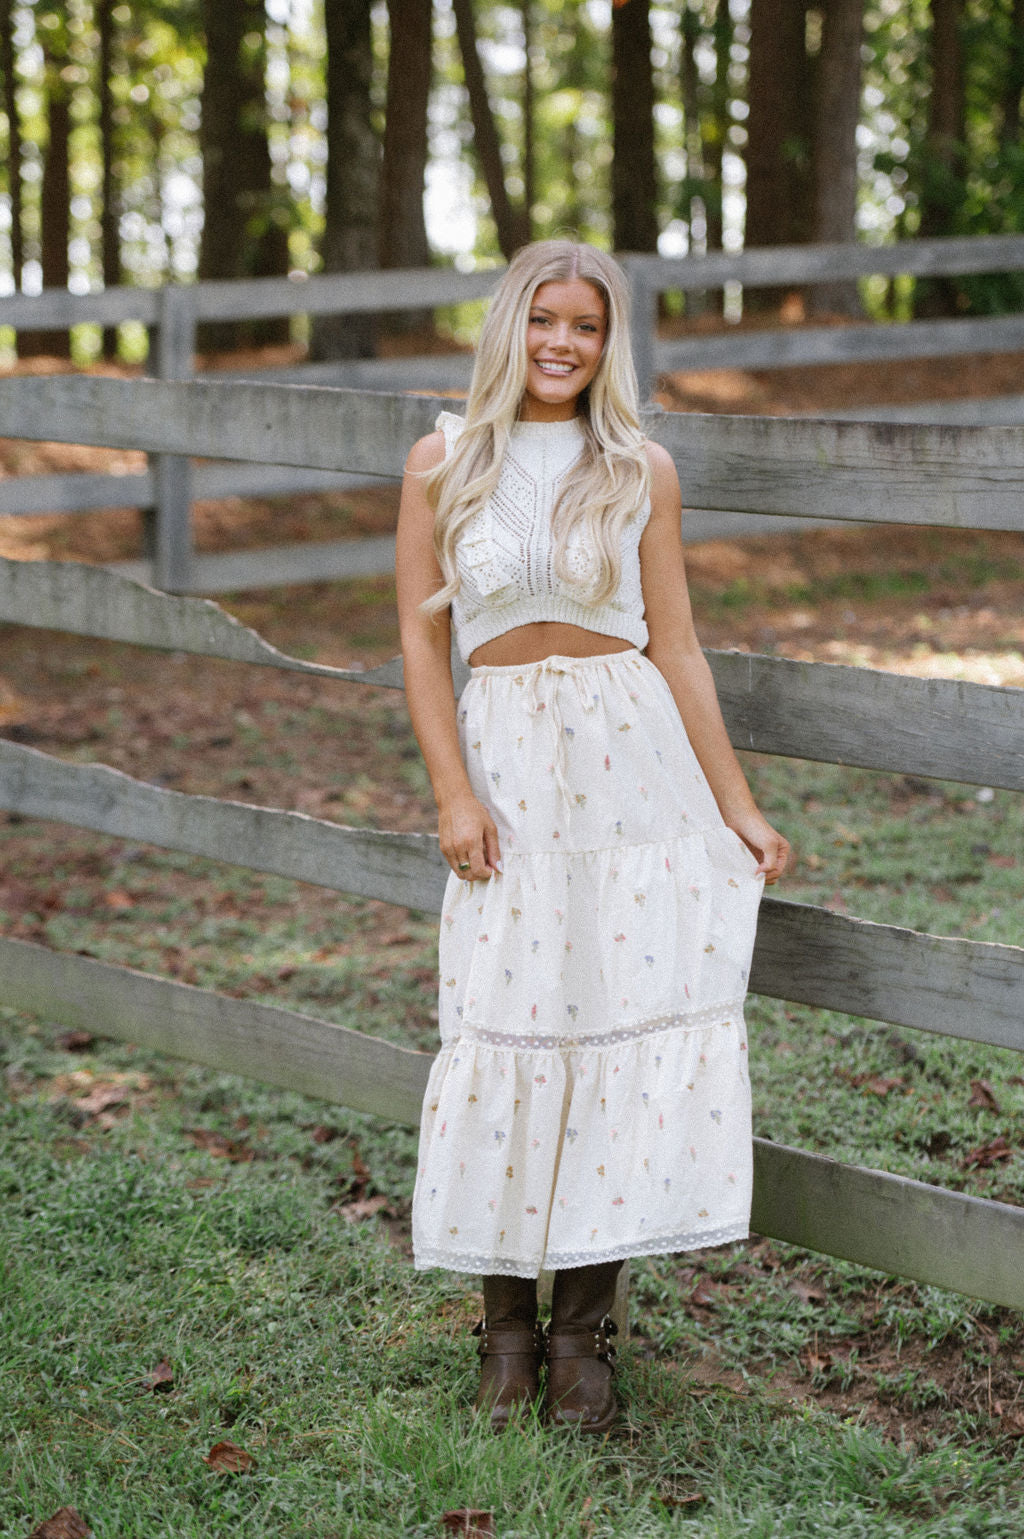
[436,412,651,663]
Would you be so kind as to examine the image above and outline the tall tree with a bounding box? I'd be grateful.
[810,0,865,314]
[451,0,529,259]
[745,0,813,306]
[916,0,966,313]
[198,0,289,350]
[20,13,71,356]
[96,0,122,355]
[380,0,431,272]
[0,0,24,300]
[312,0,380,359]
[610,0,658,251]
[1000,0,1024,147]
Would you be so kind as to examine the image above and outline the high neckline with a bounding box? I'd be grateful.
[511,414,586,440]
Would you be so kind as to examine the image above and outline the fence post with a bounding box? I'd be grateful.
[148,284,196,592]
[625,257,656,406]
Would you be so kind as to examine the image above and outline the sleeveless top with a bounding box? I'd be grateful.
[436,411,651,664]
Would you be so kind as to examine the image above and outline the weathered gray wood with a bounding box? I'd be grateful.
[226,354,475,392]
[653,409,1024,528]
[0,934,431,1126]
[0,738,446,911]
[2,929,1021,1305]
[0,287,161,327]
[751,1139,1024,1309]
[0,266,499,332]
[751,899,1024,1052]
[0,377,439,480]
[3,562,1021,790]
[114,536,397,593]
[0,557,405,687]
[811,394,1024,427]
[186,264,500,322]
[1,738,1020,1049]
[0,461,377,519]
[5,379,1024,531]
[150,285,197,591]
[654,312,1024,374]
[708,650,1024,792]
[624,231,1024,291]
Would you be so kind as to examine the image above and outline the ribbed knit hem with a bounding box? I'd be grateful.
[455,597,649,665]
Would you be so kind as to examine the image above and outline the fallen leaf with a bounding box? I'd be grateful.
[988,854,1017,869]
[688,1280,723,1308]
[789,1278,828,1305]
[920,1129,952,1156]
[203,1439,255,1474]
[102,889,133,910]
[56,1030,94,1053]
[27,1508,94,1539]
[334,1194,390,1223]
[441,1511,494,1537]
[185,1128,254,1161]
[656,1488,706,1509]
[1000,1408,1024,1439]
[962,1135,1013,1170]
[146,1359,175,1393]
[76,1084,129,1117]
[310,1124,339,1144]
[802,1344,833,1375]
[969,1079,1001,1113]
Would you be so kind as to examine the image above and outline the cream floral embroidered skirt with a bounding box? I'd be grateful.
[412,649,764,1278]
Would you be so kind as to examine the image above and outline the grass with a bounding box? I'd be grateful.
[1,584,1023,1534]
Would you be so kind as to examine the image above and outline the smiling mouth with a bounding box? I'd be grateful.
[535,360,575,376]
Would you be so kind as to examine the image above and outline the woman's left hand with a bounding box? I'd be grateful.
[728,812,790,886]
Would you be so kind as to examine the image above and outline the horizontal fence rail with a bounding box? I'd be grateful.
[3,233,1024,594]
[2,931,1022,1310]
[1,734,1021,1053]
[3,559,1023,792]
[5,380,1024,533]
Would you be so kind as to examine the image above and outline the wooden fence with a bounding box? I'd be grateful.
[2,232,1024,593]
[0,376,1022,1310]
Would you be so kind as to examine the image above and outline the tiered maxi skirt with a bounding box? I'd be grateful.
[412,649,764,1279]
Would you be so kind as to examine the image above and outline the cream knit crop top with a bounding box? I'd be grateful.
[437,412,651,664]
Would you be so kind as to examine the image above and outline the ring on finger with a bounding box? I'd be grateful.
[457,860,471,871]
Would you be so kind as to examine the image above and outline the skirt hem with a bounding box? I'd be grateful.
[413,1218,750,1279]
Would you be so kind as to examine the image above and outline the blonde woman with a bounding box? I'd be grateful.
[396,239,788,1433]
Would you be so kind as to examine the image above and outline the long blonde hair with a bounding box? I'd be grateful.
[422,239,650,616]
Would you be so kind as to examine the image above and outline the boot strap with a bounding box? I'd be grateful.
[545,1317,618,1362]
[473,1320,543,1358]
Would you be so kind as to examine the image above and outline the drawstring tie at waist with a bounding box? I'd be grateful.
[524,656,600,804]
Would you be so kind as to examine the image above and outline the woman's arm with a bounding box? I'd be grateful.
[395,433,501,881]
[639,441,789,884]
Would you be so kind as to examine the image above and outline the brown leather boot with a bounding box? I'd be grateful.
[545,1261,622,1433]
[473,1274,542,1432]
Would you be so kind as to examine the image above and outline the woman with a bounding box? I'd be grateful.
[396,239,788,1433]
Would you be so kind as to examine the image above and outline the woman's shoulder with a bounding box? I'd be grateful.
[405,428,448,473]
[643,438,675,477]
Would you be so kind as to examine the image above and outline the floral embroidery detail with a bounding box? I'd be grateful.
[604,755,611,770]
[505,968,513,983]
[645,955,655,966]
[506,1165,515,1179]
[566,1004,578,1021]
[710,1109,722,1123]
[526,1205,538,1215]
[518,799,527,812]
[596,1165,605,1177]
[565,1127,579,1143]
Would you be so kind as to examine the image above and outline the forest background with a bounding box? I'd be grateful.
[2,0,1024,369]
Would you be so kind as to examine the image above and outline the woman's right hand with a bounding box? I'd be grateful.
[439,790,502,881]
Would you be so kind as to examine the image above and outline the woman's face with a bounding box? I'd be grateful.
[520,278,608,421]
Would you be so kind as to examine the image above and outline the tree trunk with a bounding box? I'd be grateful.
[810,0,864,316]
[97,0,122,356]
[380,0,431,278]
[21,47,71,357]
[451,0,529,259]
[312,0,380,359]
[1000,0,1024,149]
[198,0,289,351]
[611,0,659,252]
[916,0,966,314]
[0,0,24,305]
[521,0,536,230]
[745,0,813,309]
